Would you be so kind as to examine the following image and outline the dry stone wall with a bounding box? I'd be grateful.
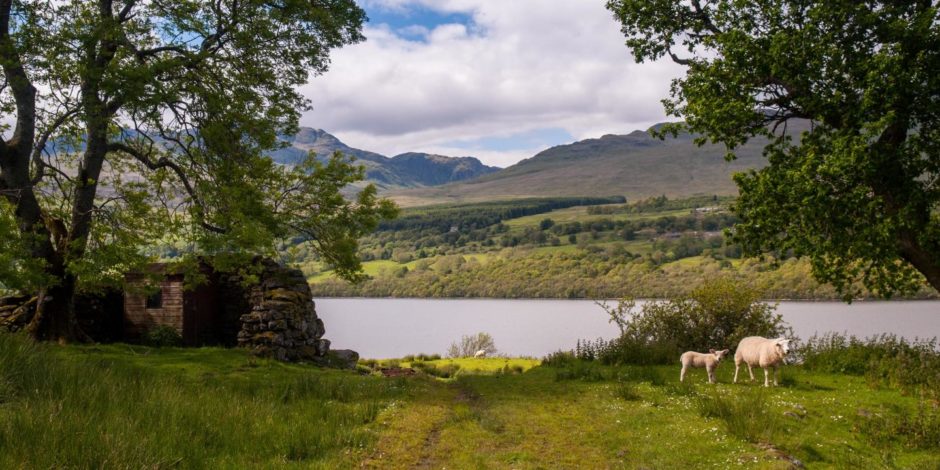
[228,258,357,367]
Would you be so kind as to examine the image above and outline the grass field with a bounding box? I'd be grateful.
[2,333,937,469]
[502,205,693,230]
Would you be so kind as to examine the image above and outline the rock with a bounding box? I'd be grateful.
[330,349,359,369]
[316,338,331,356]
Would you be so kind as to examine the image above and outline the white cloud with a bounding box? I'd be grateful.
[298,1,685,167]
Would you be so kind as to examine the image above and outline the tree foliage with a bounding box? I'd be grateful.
[0,0,395,340]
[607,0,940,298]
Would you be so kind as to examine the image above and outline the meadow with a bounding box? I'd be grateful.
[2,332,938,469]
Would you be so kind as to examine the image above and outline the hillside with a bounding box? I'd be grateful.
[390,123,809,206]
[270,128,500,189]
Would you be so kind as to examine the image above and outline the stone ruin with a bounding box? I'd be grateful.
[225,258,358,367]
[1,258,359,368]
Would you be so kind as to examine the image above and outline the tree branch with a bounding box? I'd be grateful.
[107,141,226,234]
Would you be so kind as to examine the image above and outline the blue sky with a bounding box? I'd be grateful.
[365,4,476,42]
[299,1,683,167]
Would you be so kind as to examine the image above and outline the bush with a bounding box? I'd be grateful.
[142,325,182,347]
[589,278,790,365]
[799,333,940,399]
[413,362,461,378]
[856,402,940,450]
[542,350,577,367]
[554,361,605,382]
[447,332,497,358]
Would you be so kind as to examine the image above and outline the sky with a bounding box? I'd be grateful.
[298,0,686,168]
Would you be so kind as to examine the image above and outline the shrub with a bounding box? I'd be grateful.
[142,325,182,347]
[447,332,497,358]
[554,361,605,382]
[696,388,778,444]
[413,362,461,379]
[589,278,790,365]
[856,402,940,450]
[799,333,940,399]
[542,350,576,367]
[402,355,415,362]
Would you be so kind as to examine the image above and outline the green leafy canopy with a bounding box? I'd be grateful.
[0,0,396,296]
[607,0,940,299]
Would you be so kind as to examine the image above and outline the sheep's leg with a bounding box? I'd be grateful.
[763,367,771,387]
[680,365,687,382]
[747,364,755,382]
[707,365,715,384]
[773,366,779,386]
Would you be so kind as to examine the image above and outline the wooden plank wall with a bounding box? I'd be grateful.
[124,275,185,338]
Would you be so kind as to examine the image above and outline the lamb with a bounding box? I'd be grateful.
[473,349,487,358]
[733,336,792,387]
[680,349,730,384]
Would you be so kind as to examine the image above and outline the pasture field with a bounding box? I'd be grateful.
[1,333,937,469]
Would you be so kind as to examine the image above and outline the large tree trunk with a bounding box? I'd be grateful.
[27,274,83,343]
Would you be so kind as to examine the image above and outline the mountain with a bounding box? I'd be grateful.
[390,122,810,207]
[269,128,500,189]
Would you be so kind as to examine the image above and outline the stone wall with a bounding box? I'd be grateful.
[226,258,358,367]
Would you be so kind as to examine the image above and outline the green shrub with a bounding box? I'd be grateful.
[402,355,415,362]
[142,325,182,347]
[542,350,577,367]
[696,388,778,444]
[587,278,790,366]
[799,333,940,399]
[554,361,605,382]
[412,362,461,379]
[856,402,940,450]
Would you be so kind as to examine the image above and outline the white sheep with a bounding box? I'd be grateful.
[473,349,487,358]
[680,349,730,384]
[733,336,792,387]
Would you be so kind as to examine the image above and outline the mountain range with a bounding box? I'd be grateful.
[270,128,500,189]
[388,121,810,207]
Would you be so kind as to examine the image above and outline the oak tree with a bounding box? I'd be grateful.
[0,0,396,341]
[607,0,940,298]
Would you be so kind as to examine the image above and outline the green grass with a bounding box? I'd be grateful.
[8,335,937,468]
[503,205,693,231]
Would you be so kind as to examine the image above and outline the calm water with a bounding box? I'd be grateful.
[315,298,940,358]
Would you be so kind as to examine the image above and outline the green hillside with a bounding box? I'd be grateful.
[389,122,811,207]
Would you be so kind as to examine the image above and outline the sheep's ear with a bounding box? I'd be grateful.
[722,349,730,354]
[709,349,716,354]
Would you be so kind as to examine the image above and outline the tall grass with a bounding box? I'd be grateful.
[0,333,399,468]
[799,333,940,399]
[695,388,779,444]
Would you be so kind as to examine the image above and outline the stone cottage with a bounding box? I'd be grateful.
[124,258,354,364]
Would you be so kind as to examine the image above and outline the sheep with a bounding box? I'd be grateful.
[473,349,487,358]
[733,336,792,387]
[680,349,730,384]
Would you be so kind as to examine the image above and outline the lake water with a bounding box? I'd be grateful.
[316,298,940,359]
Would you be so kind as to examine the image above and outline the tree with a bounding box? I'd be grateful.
[607,1,940,298]
[0,0,396,341]
[447,332,497,358]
